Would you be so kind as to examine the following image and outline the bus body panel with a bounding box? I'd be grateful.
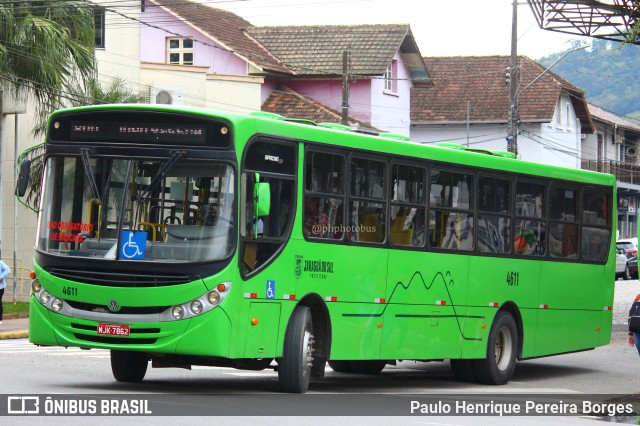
[468,256,541,357]
[382,250,467,360]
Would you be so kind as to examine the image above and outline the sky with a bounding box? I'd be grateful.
[207,0,582,59]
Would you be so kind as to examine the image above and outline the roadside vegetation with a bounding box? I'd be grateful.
[3,302,29,315]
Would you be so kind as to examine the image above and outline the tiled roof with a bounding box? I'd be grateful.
[262,86,377,130]
[247,24,425,78]
[147,0,290,75]
[411,56,594,133]
[588,103,640,133]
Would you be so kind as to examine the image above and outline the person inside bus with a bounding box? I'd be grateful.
[303,196,328,238]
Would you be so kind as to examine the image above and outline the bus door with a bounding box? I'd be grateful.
[238,138,298,359]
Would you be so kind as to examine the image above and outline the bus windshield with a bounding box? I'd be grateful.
[36,155,235,263]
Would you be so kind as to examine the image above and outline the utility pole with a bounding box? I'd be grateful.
[507,0,519,156]
[341,49,350,126]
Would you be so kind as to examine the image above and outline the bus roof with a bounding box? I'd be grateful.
[49,104,616,188]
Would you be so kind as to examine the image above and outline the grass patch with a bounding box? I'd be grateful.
[2,301,29,315]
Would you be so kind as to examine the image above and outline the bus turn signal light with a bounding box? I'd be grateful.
[251,318,259,326]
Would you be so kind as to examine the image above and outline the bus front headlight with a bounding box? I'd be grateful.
[51,298,63,312]
[40,290,51,304]
[207,291,221,306]
[171,306,185,320]
[190,300,203,314]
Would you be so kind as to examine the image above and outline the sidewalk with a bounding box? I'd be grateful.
[0,317,29,340]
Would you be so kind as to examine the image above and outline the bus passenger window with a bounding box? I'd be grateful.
[429,169,474,251]
[549,186,578,259]
[349,157,386,244]
[477,176,511,254]
[304,151,345,240]
[390,164,425,247]
[581,190,610,261]
[514,182,546,256]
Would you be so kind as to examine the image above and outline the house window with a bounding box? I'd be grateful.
[565,102,571,130]
[94,7,105,48]
[555,101,562,127]
[167,37,194,65]
[384,60,397,94]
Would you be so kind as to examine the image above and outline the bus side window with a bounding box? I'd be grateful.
[429,169,474,251]
[514,181,546,256]
[304,151,344,240]
[581,190,610,261]
[548,186,578,259]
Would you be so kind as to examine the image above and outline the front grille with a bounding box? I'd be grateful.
[74,334,157,345]
[66,300,168,315]
[47,267,198,287]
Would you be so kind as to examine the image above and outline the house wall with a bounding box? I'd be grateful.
[140,6,247,76]
[411,94,582,168]
[369,52,412,137]
[95,1,141,91]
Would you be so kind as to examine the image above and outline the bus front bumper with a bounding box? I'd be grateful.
[28,296,232,357]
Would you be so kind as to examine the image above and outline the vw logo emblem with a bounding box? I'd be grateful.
[108,300,120,312]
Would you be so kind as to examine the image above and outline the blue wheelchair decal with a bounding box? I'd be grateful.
[266,280,275,299]
[120,231,147,260]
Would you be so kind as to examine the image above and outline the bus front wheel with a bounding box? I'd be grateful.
[472,311,517,385]
[110,350,148,382]
[278,306,314,393]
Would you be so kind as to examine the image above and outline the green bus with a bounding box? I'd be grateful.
[20,104,616,393]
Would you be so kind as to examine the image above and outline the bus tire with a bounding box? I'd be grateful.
[472,311,517,385]
[110,350,148,382]
[278,306,314,393]
[450,359,476,382]
[328,360,352,373]
[348,360,387,374]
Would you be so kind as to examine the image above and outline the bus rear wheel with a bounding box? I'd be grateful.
[328,360,352,373]
[110,350,148,382]
[472,311,517,385]
[278,306,314,393]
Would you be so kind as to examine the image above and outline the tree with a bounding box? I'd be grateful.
[0,1,96,132]
[19,77,146,211]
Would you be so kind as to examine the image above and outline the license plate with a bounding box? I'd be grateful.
[97,323,130,337]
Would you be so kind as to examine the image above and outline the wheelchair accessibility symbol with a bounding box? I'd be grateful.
[266,280,275,299]
[120,231,147,260]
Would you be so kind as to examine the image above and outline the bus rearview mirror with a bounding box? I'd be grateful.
[17,159,31,197]
[254,182,270,217]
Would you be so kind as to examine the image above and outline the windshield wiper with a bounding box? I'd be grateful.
[80,148,101,205]
[137,150,186,202]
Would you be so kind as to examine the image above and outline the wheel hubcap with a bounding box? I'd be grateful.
[494,326,513,371]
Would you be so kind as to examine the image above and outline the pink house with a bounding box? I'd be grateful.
[143,0,431,136]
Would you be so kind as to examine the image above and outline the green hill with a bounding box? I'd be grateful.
[537,39,640,123]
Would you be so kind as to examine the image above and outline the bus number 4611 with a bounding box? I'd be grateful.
[506,271,520,286]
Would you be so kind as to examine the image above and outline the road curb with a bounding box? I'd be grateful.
[0,331,28,340]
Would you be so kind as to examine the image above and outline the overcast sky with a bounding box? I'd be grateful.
[209,0,581,59]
